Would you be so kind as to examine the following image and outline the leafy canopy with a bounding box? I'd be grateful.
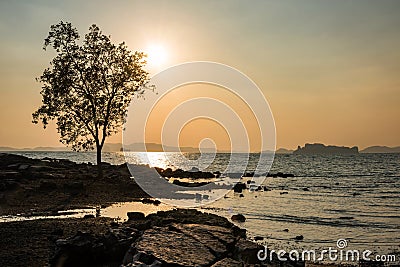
[33,21,150,152]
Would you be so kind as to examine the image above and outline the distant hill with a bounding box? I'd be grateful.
[275,148,293,154]
[293,143,358,155]
[2,143,399,154]
[0,146,70,151]
[360,146,400,153]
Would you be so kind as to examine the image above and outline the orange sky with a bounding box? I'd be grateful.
[0,0,399,150]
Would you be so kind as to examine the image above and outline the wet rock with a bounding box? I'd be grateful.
[339,216,354,220]
[127,212,145,221]
[233,182,246,193]
[231,214,246,223]
[155,167,215,179]
[295,235,304,241]
[267,172,295,178]
[254,236,264,241]
[243,172,255,177]
[141,198,161,205]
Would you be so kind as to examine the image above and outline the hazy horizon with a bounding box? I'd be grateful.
[1,142,399,152]
[1,0,399,151]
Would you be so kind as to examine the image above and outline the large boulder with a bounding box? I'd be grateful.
[231,214,246,223]
[123,227,216,266]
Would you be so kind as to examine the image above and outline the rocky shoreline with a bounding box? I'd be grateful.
[0,153,380,266]
[1,153,288,266]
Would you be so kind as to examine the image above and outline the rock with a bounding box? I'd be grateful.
[125,227,216,266]
[339,216,354,220]
[233,239,263,264]
[211,258,242,266]
[280,191,289,195]
[231,225,247,238]
[0,193,6,204]
[50,228,64,236]
[146,209,234,229]
[49,209,305,267]
[52,227,138,267]
[233,182,246,193]
[18,164,30,170]
[283,228,289,232]
[127,212,145,221]
[83,214,95,219]
[96,207,101,217]
[3,179,19,190]
[171,223,236,257]
[267,172,295,178]
[254,236,264,241]
[231,214,246,223]
[39,181,57,190]
[52,231,95,266]
[63,181,84,193]
[239,193,244,197]
[141,198,161,205]
[303,187,310,191]
[295,235,304,241]
[7,163,20,169]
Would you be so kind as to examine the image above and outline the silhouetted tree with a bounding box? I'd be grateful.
[33,21,150,171]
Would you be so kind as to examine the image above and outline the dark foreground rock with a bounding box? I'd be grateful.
[51,209,304,267]
[0,217,114,267]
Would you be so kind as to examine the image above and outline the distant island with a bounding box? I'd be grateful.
[293,143,359,155]
[359,146,400,153]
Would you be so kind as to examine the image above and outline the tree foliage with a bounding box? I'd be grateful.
[33,21,150,164]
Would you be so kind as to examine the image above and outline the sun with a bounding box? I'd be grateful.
[145,44,168,68]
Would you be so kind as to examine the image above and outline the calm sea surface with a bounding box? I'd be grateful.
[7,151,400,255]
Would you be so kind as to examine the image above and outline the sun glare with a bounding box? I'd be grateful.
[146,44,168,68]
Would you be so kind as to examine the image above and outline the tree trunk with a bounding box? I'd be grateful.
[96,145,103,178]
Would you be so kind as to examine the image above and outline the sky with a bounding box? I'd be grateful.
[0,0,399,150]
